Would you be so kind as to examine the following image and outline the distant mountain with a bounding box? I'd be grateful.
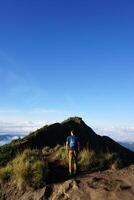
[0,134,25,146]
[119,142,134,152]
[12,116,134,165]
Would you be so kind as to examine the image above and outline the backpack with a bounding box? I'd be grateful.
[69,136,77,148]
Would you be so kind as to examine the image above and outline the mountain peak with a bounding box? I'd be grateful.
[61,116,84,124]
[1,117,134,167]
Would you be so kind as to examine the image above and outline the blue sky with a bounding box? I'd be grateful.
[0,0,134,141]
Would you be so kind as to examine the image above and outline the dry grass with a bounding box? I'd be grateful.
[110,158,122,170]
[77,149,122,171]
[78,149,96,170]
[0,146,123,190]
[0,165,13,183]
[42,146,52,155]
[12,149,49,189]
[99,152,121,169]
[54,145,68,166]
[0,149,49,189]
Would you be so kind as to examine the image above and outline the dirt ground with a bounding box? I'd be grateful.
[0,165,134,200]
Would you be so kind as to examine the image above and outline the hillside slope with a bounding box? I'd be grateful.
[0,117,134,200]
[0,117,134,167]
[15,117,134,165]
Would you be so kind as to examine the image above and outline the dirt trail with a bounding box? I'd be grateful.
[50,165,134,200]
[1,164,134,200]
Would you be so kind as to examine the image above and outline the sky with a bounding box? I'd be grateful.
[0,0,134,142]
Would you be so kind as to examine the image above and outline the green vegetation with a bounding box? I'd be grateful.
[0,143,19,166]
[42,144,68,166]
[0,165,13,183]
[0,144,123,190]
[0,116,132,196]
[77,149,122,171]
[62,116,82,124]
[0,149,49,189]
[110,158,123,170]
[97,152,123,170]
[54,145,68,166]
[42,146,52,155]
[43,145,122,171]
[78,149,96,170]
[43,146,122,171]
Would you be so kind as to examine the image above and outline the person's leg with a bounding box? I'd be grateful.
[73,150,78,174]
[72,151,75,173]
[69,150,73,175]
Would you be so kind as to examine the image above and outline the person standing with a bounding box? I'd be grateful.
[66,130,80,176]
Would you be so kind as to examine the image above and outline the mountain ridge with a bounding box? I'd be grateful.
[11,116,134,166]
[0,117,134,200]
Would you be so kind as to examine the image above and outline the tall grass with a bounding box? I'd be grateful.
[78,149,122,171]
[54,145,68,166]
[0,143,18,167]
[42,146,52,155]
[78,149,96,170]
[12,149,49,189]
[0,165,13,183]
[50,146,122,171]
[0,149,49,189]
[0,146,123,190]
[98,152,122,170]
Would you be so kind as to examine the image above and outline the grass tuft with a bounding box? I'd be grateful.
[0,165,13,183]
[0,149,49,189]
[78,149,96,170]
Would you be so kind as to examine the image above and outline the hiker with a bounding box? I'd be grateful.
[66,130,80,176]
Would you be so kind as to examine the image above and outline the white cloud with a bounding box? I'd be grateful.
[94,126,134,142]
[0,107,134,142]
[0,107,73,134]
[0,120,45,134]
[0,116,134,143]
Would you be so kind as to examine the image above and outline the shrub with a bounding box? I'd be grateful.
[0,165,13,183]
[103,152,118,163]
[42,146,52,155]
[96,152,121,170]
[77,150,122,171]
[54,145,68,166]
[28,160,49,189]
[12,149,49,189]
[78,149,96,170]
[53,144,61,152]
[0,143,18,167]
[110,158,123,170]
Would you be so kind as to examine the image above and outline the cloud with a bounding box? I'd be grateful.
[0,120,44,134]
[0,107,133,143]
[0,116,134,144]
[94,126,134,142]
[0,107,74,134]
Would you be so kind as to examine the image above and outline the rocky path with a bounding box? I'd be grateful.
[50,165,134,200]
[1,165,134,200]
